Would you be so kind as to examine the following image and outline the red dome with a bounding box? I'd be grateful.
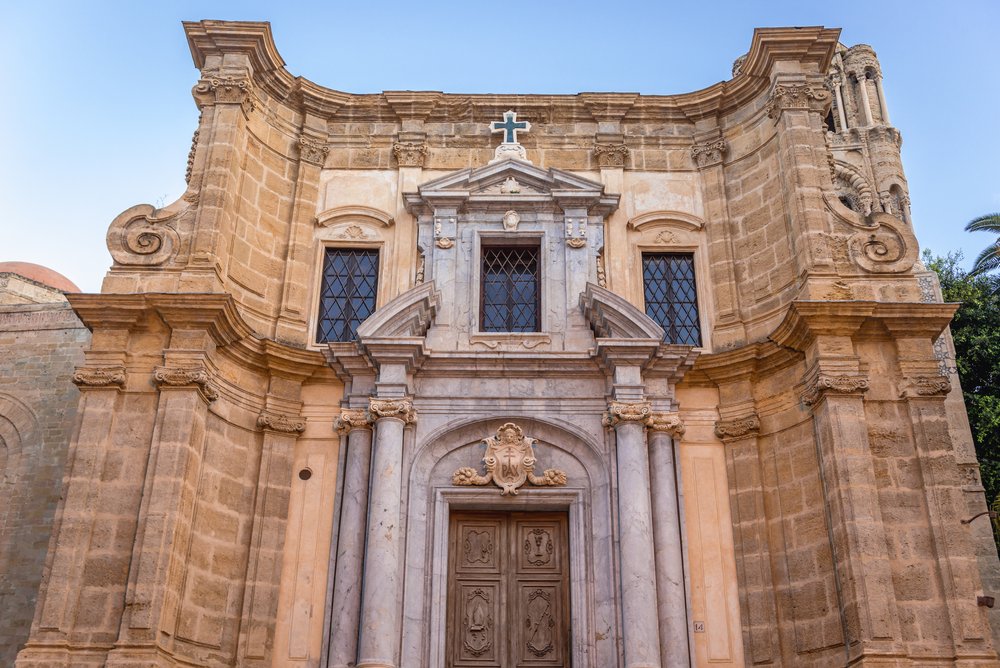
[0,262,81,293]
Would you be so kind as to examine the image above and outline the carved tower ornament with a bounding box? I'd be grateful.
[452,422,567,495]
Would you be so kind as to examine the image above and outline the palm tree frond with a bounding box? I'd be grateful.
[969,243,1000,276]
[965,213,1000,233]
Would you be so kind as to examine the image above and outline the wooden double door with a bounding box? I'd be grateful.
[446,511,571,667]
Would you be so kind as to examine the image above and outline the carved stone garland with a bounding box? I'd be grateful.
[452,422,567,495]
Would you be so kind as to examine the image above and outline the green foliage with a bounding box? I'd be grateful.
[924,250,1000,503]
[964,213,1000,277]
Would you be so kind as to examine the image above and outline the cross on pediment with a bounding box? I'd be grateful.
[491,110,530,145]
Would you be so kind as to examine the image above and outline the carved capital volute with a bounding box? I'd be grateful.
[368,398,416,424]
[765,83,831,120]
[593,144,629,168]
[72,365,127,389]
[335,408,373,433]
[297,135,330,166]
[899,375,952,399]
[193,76,255,114]
[393,142,427,167]
[801,374,869,406]
[603,401,651,428]
[646,412,685,437]
[257,411,306,434]
[690,139,728,169]
[152,365,219,402]
[714,413,761,442]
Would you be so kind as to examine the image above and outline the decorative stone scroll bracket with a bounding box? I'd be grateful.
[899,375,952,399]
[72,365,127,389]
[393,141,427,167]
[452,422,567,496]
[690,138,728,169]
[646,412,685,437]
[714,413,760,442]
[153,365,219,402]
[192,76,255,114]
[297,135,330,166]
[106,204,182,267]
[257,411,306,434]
[369,398,417,424]
[801,374,869,406]
[603,401,651,428]
[334,408,373,433]
[765,83,831,121]
[594,144,629,168]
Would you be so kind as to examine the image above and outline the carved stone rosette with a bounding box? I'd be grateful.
[801,374,869,406]
[714,413,761,442]
[298,136,330,166]
[193,76,255,113]
[257,412,306,434]
[899,375,952,398]
[392,141,427,167]
[603,401,652,427]
[72,365,127,389]
[690,139,728,169]
[152,365,219,402]
[765,83,831,120]
[452,422,567,495]
[334,408,373,433]
[593,144,629,168]
[646,412,685,437]
[368,398,416,424]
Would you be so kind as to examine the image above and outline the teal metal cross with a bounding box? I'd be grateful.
[491,110,530,144]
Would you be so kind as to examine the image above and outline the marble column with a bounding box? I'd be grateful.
[327,409,374,668]
[647,413,689,667]
[833,79,849,131]
[606,401,662,668]
[356,399,414,668]
[874,76,890,124]
[856,74,875,126]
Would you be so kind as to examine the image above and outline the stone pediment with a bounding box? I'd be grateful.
[404,159,619,215]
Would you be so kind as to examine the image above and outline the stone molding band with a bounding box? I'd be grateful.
[368,398,417,424]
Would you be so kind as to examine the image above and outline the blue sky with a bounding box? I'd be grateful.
[1,1,997,292]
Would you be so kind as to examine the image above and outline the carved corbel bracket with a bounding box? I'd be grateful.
[714,413,760,442]
[899,375,952,399]
[765,83,831,121]
[153,365,219,402]
[297,135,330,166]
[257,411,306,434]
[393,141,428,168]
[334,408,373,433]
[192,76,255,114]
[72,365,127,389]
[368,398,417,424]
[593,144,630,168]
[603,400,651,428]
[646,412,685,437]
[690,139,728,169]
[801,374,869,406]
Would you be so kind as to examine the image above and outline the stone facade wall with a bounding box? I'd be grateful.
[0,303,89,666]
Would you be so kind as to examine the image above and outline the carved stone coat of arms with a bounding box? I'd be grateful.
[452,422,567,495]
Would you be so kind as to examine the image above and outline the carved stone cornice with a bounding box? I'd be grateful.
[193,76,255,113]
[334,408,373,433]
[153,365,219,402]
[899,375,952,398]
[714,413,760,442]
[765,83,831,120]
[801,374,869,406]
[393,141,427,167]
[690,139,728,169]
[646,412,685,437]
[297,135,329,166]
[603,401,651,427]
[257,412,306,434]
[72,365,127,389]
[368,398,416,424]
[593,144,629,168]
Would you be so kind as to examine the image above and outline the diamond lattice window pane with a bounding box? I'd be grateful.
[481,246,539,332]
[642,253,701,346]
[316,248,379,342]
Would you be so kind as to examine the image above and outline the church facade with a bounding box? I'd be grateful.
[6,20,1000,667]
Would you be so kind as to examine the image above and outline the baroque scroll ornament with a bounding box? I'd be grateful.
[452,422,567,495]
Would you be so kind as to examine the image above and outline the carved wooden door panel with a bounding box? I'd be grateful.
[447,511,570,667]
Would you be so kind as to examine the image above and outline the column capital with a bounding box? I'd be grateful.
[192,76,255,114]
[72,365,127,390]
[593,143,630,168]
[801,373,869,406]
[297,134,329,166]
[392,141,427,167]
[152,364,219,402]
[646,412,685,437]
[335,408,373,433]
[603,400,651,428]
[690,138,728,169]
[256,411,306,434]
[765,82,831,121]
[714,412,761,442]
[899,375,951,399]
[369,398,417,424]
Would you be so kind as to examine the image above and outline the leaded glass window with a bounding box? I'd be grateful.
[481,246,539,332]
[316,248,379,342]
[642,253,701,346]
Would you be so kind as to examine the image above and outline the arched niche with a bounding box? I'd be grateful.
[0,393,39,483]
[399,416,618,668]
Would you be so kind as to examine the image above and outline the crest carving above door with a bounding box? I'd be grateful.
[452,422,567,495]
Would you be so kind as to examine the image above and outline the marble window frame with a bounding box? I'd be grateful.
[471,230,548,335]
